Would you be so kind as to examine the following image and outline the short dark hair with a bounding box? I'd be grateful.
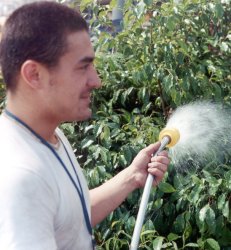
[0,1,89,90]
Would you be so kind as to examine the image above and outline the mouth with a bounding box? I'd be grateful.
[81,93,92,103]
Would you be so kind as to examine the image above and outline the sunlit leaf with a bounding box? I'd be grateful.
[205,238,220,250]
[158,182,176,193]
[152,236,164,250]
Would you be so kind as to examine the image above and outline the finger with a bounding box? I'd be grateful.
[151,155,170,165]
[147,168,165,185]
[155,150,168,157]
[143,142,161,157]
[148,162,168,173]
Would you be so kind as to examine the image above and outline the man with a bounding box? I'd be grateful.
[0,2,169,249]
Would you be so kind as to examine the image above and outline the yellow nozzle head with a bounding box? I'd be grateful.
[159,127,180,148]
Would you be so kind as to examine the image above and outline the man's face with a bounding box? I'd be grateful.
[46,31,101,123]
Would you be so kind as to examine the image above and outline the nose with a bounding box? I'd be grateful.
[87,65,102,89]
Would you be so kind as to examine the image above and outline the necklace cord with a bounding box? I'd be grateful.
[4,109,95,249]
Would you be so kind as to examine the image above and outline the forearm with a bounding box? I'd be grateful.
[90,143,169,227]
[90,167,137,227]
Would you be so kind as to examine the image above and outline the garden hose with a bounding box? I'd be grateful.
[130,127,180,250]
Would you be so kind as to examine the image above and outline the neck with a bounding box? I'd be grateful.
[6,96,59,144]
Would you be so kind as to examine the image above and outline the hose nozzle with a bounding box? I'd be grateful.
[159,127,180,148]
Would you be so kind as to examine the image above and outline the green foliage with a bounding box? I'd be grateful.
[0,0,230,248]
[65,0,231,249]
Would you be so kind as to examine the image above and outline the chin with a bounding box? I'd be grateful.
[75,110,92,122]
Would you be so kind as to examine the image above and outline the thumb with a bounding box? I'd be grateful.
[144,142,161,156]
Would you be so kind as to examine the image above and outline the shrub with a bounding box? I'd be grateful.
[65,0,231,249]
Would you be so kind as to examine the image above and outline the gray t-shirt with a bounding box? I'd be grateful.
[0,113,92,250]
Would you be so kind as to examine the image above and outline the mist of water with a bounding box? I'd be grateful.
[165,101,231,171]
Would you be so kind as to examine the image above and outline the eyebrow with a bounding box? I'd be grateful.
[79,56,95,64]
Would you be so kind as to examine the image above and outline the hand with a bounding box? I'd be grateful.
[128,142,170,189]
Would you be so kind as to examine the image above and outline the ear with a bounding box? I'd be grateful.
[20,60,47,89]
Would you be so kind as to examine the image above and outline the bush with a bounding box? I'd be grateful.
[60,0,231,249]
[65,0,231,249]
[1,0,230,248]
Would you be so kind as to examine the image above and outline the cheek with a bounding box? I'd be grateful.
[50,73,84,103]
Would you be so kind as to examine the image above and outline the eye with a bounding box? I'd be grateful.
[83,64,89,69]
[77,63,91,71]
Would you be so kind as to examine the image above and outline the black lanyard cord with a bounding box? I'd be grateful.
[4,109,95,249]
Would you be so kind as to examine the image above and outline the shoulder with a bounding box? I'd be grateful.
[0,164,57,199]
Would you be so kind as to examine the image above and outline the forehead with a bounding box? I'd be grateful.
[64,31,94,60]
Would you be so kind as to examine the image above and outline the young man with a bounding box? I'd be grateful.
[0,2,169,249]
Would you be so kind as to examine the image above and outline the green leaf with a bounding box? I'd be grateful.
[199,204,209,222]
[188,185,203,204]
[81,138,94,149]
[170,88,181,105]
[223,201,229,219]
[84,124,94,133]
[173,213,185,233]
[80,0,92,4]
[100,147,109,164]
[118,154,127,167]
[218,193,226,210]
[135,1,146,19]
[215,3,224,18]
[141,229,156,236]
[158,182,176,193]
[100,125,110,141]
[185,243,199,248]
[125,216,135,233]
[184,222,192,240]
[143,0,153,6]
[89,168,99,186]
[199,204,216,233]
[144,219,155,230]
[162,75,173,91]
[97,165,106,176]
[224,170,231,189]
[152,236,164,250]
[79,0,93,12]
[220,42,229,52]
[95,123,103,137]
[167,233,180,241]
[177,40,189,55]
[212,83,222,100]
[166,16,177,31]
[154,198,163,210]
[138,87,150,104]
[123,146,133,164]
[61,123,75,134]
[163,202,174,216]
[205,238,220,250]
[109,0,117,8]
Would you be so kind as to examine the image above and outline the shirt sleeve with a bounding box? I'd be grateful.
[0,167,58,250]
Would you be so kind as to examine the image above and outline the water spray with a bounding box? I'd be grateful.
[130,127,180,250]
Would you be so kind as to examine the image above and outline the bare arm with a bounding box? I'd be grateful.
[90,142,170,227]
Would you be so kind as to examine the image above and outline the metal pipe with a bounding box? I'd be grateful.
[130,136,170,250]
